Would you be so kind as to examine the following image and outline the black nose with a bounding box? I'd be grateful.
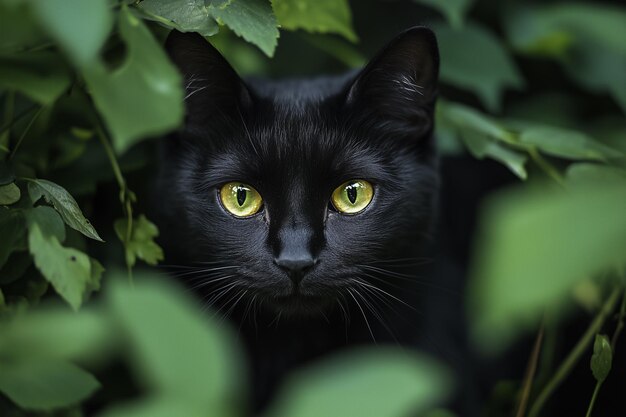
[274,255,315,284]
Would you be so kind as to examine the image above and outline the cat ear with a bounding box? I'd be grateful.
[165,30,252,127]
[344,27,439,136]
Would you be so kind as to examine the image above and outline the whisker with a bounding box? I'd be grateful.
[347,288,376,343]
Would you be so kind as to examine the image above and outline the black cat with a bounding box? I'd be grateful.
[155,27,489,414]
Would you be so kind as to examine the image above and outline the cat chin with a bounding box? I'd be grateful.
[260,294,335,317]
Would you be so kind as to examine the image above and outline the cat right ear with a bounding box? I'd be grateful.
[165,30,252,127]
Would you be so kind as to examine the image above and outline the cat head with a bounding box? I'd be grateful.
[159,28,439,315]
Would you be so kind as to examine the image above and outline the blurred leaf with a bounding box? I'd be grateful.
[0,0,46,52]
[0,207,25,268]
[0,52,71,104]
[0,161,15,185]
[505,4,626,113]
[461,133,527,180]
[211,0,279,57]
[114,214,164,267]
[273,0,357,42]
[590,334,612,383]
[519,126,623,161]
[25,205,66,243]
[0,309,112,362]
[0,182,20,205]
[413,0,473,28]
[435,22,523,112]
[0,360,99,411]
[470,181,626,350]
[0,252,32,285]
[300,33,365,68]
[566,163,626,185]
[97,398,206,417]
[28,179,102,241]
[84,6,184,153]
[30,0,113,66]
[28,223,102,311]
[108,277,245,414]
[265,348,451,417]
[139,0,219,37]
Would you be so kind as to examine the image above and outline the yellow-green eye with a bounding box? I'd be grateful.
[219,182,263,217]
[331,180,374,215]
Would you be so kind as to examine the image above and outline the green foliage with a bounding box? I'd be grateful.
[0,0,625,416]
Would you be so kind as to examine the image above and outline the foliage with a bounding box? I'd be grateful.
[0,0,625,416]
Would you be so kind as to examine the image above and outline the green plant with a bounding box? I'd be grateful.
[0,0,625,416]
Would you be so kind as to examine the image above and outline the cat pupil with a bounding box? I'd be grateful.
[237,187,246,206]
[347,186,357,204]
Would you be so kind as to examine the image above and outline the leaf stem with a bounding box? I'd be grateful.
[96,126,134,286]
[585,381,602,417]
[9,106,44,160]
[515,321,545,417]
[528,147,565,187]
[528,287,621,417]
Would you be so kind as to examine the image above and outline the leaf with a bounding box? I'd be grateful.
[519,126,624,161]
[25,205,66,242]
[28,223,102,311]
[273,0,357,42]
[461,133,527,180]
[84,6,184,153]
[29,0,113,67]
[0,360,99,411]
[265,348,451,417]
[28,179,102,241]
[434,22,524,112]
[0,1,46,52]
[211,0,279,57]
[108,277,245,414]
[139,0,219,37]
[0,207,25,269]
[0,52,71,104]
[469,181,626,351]
[566,164,626,185]
[590,334,612,383]
[114,215,164,267]
[413,0,473,28]
[0,182,20,205]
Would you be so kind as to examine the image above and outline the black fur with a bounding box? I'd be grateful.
[154,28,477,412]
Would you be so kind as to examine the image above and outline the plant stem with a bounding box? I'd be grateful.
[9,106,43,160]
[96,126,134,286]
[0,104,37,137]
[515,321,545,417]
[528,287,621,417]
[585,381,602,417]
[610,289,626,349]
[528,147,565,187]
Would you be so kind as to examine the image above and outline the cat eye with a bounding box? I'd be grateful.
[331,180,374,215]
[219,182,263,217]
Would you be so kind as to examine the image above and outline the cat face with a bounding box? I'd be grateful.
[159,28,439,314]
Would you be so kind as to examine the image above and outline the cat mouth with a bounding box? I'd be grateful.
[267,293,330,314]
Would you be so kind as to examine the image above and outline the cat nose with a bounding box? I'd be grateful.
[274,254,315,284]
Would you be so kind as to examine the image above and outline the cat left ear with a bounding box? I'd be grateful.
[344,27,439,136]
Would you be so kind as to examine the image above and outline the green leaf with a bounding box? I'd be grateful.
[566,164,626,185]
[413,0,473,28]
[273,0,357,42]
[590,334,612,383]
[139,0,219,37]
[29,0,113,66]
[108,277,245,414]
[0,52,71,104]
[0,360,99,411]
[519,126,624,161]
[0,1,46,52]
[0,182,20,205]
[28,223,102,311]
[470,181,626,351]
[25,205,66,242]
[84,6,184,153]
[114,215,164,267]
[28,179,102,241]
[435,22,524,112]
[266,348,451,417]
[461,133,527,180]
[0,207,25,269]
[211,0,279,57]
